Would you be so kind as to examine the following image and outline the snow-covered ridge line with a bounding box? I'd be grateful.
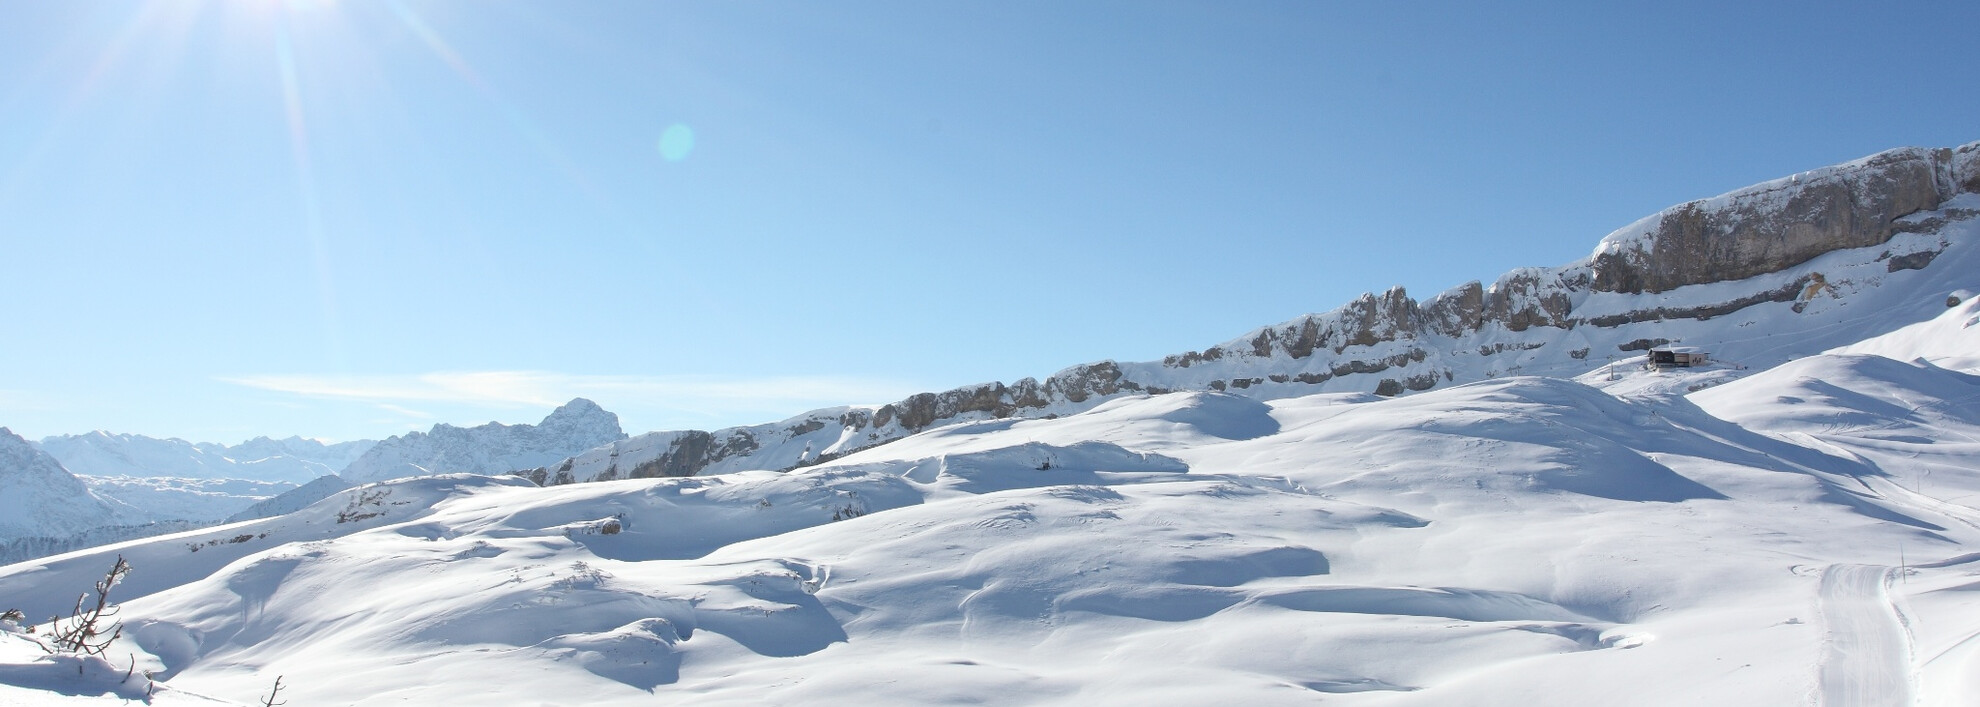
[523,142,1980,486]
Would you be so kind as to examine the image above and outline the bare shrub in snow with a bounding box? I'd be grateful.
[830,490,867,521]
[47,555,131,656]
[260,674,288,706]
[551,561,612,590]
[336,487,390,523]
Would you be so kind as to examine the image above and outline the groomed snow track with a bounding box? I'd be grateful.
[1818,564,1914,706]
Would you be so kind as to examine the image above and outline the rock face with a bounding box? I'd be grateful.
[1590,146,1964,294]
[0,427,128,540]
[341,398,626,483]
[1955,142,1980,196]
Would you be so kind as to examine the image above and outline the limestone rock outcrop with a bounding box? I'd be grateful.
[1590,146,1969,294]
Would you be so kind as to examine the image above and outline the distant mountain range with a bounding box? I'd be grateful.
[236,400,629,522]
[339,398,626,483]
[37,432,375,484]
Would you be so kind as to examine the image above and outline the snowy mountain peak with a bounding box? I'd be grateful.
[339,399,628,484]
[542,397,617,430]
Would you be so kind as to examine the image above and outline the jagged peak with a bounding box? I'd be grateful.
[546,397,609,420]
[542,398,622,435]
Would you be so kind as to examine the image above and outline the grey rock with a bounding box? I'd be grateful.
[1953,140,1980,195]
[1591,147,1956,294]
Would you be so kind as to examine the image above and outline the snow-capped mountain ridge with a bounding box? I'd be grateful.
[341,397,626,483]
[37,431,375,484]
[527,141,1980,486]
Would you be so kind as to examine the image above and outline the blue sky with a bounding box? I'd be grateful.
[3,0,1976,443]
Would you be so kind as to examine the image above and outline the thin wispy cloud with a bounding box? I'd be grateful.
[0,389,57,413]
[217,371,929,430]
[219,372,568,407]
[374,402,435,420]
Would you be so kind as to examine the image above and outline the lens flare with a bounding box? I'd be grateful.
[273,15,348,373]
[382,0,603,200]
[659,124,695,162]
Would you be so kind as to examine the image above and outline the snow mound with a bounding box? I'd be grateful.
[1828,292,1980,373]
[1693,354,1980,441]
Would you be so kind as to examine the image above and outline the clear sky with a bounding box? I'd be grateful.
[3,0,1976,444]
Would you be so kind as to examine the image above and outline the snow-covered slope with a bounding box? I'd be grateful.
[1829,290,1980,372]
[6,349,1980,704]
[0,429,129,540]
[340,398,627,483]
[38,432,373,484]
[223,474,355,523]
[527,142,1980,486]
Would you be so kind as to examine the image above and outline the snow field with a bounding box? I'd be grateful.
[3,349,1979,704]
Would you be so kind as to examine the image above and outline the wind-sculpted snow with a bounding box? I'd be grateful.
[1830,293,1980,373]
[1691,353,1980,534]
[1694,354,1980,441]
[0,473,533,622]
[9,359,1980,704]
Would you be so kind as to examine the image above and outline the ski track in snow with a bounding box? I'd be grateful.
[1819,564,1913,706]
